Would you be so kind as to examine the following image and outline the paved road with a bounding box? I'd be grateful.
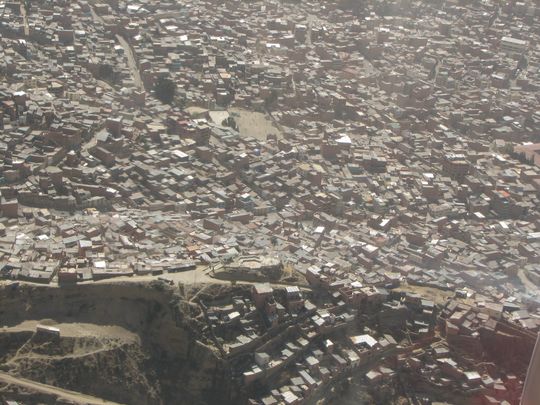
[89,5,144,90]
[116,34,144,91]
[20,1,29,36]
[0,371,123,405]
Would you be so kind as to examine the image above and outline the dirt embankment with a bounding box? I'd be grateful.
[0,281,232,405]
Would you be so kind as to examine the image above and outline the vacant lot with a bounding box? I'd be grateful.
[229,107,282,141]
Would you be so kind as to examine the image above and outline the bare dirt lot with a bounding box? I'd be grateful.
[229,107,282,141]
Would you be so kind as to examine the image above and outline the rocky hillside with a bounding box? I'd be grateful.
[0,281,232,405]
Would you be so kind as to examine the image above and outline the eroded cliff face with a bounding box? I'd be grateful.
[0,281,232,405]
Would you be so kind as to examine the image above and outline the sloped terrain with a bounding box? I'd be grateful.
[0,282,232,405]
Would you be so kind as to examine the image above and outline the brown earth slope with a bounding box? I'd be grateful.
[0,281,233,405]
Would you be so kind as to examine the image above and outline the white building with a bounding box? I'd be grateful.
[500,36,529,54]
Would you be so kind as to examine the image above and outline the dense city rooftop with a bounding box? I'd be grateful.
[0,0,539,404]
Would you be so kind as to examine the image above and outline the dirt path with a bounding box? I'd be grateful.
[91,265,217,285]
[394,283,454,305]
[517,269,539,296]
[0,371,124,405]
[3,320,139,341]
[80,127,106,154]
[1,265,312,292]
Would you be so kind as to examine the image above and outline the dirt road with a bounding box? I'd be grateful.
[0,371,124,405]
[518,269,539,296]
[1,265,312,294]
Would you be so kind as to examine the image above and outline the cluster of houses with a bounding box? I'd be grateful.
[0,0,539,402]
